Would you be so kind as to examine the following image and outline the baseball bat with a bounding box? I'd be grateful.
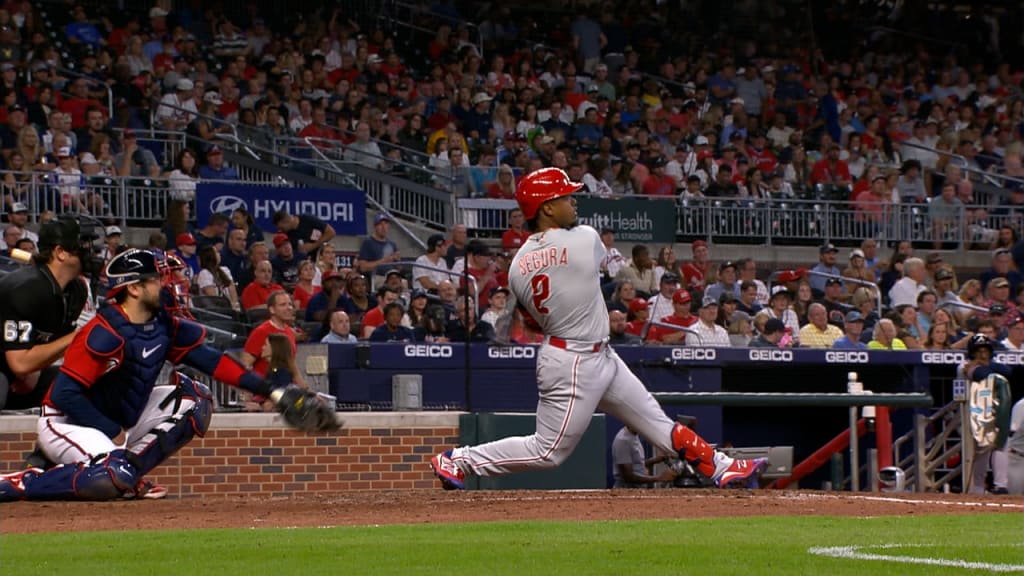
[10,248,31,264]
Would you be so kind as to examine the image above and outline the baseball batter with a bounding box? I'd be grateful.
[430,167,767,489]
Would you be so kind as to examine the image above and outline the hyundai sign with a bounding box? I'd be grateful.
[197,184,367,236]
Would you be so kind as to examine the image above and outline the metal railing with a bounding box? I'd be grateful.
[379,0,484,61]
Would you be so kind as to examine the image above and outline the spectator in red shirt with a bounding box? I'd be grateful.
[488,164,517,199]
[646,289,698,344]
[59,77,104,129]
[681,240,714,290]
[360,286,399,339]
[240,260,285,311]
[811,144,852,188]
[625,298,650,336]
[239,290,298,377]
[298,105,341,147]
[501,208,530,253]
[746,131,778,174]
[457,239,500,311]
[641,158,677,196]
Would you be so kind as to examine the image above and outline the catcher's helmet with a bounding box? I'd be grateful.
[516,167,584,220]
[967,334,994,359]
[105,248,161,297]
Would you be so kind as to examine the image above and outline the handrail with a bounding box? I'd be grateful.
[152,102,240,143]
[903,140,1024,189]
[51,66,114,121]
[382,0,484,60]
[647,320,703,345]
[804,269,884,315]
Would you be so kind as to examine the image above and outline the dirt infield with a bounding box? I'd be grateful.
[2,490,1021,534]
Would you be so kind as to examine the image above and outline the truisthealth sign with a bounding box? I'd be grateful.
[576,196,677,243]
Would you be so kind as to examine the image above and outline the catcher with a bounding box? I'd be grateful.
[0,249,339,502]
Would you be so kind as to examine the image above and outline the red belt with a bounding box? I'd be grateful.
[548,336,603,352]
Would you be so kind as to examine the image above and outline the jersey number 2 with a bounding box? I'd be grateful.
[3,320,31,343]
[530,274,551,315]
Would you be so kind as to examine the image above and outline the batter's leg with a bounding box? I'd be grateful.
[597,349,766,488]
[449,347,608,477]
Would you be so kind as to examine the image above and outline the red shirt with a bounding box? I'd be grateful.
[501,228,530,252]
[241,282,285,310]
[292,284,321,310]
[243,320,297,377]
[464,265,499,310]
[625,320,646,336]
[488,182,516,199]
[646,314,697,343]
[60,97,105,129]
[361,306,385,335]
[681,261,711,289]
[811,159,851,186]
[642,174,677,196]
[747,147,778,174]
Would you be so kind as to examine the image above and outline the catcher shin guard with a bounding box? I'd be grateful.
[7,451,139,501]
[671,423,718,478]
[130,374,213,476]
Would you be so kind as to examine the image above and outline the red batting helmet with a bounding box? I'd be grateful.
[516,167,584,220]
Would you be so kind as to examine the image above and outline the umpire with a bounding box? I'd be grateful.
[0,216,91,410]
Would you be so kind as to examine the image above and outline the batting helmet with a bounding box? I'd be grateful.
[516,167,584,220]
[105,248,161,297]
[967,334,994,359]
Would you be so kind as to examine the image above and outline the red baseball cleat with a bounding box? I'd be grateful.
[430,450,465,490]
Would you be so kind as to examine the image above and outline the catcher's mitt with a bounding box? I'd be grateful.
[271,385,342,433]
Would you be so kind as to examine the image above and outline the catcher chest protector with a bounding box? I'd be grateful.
[969,373,1012,450]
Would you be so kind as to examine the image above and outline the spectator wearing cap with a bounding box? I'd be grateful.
[616,244,658,298]
[269,233,307,291]
[608,310,642,346]
[749,317,786,348]
[344,122,383,170]
[1,202,37,248]
[481,285,511,327]
[842,248,875,294]
[463,93,494,142]
[114,130,159,178]
[413,234,452,291]
[798,303,843,349]
[451,239,500,311]
[641,158,676,196]
[647,289,697,345]
[867,318,907,350]
[680,240,714,290]
[686,297,731,347]
[647,272,681,320]
[304,269,351,323]
[704,260,740,304]
[934,268,959,308]
[808,244,842,295]
[357,213,400,276]
[97,225,122,263]
[156,78,198,131]
[981,248,1024,299]
[734,66,768,117]
[170,232,200,277]
[598,228,626,286]
[984,277,1019,329]
[198,146,239,180]
[888,257,928,308]
[369,302,416,343]
[625,298,650,336]
[819,277,852,323]
[1001,313,1024,351]
[765,285,801,339]
[810,144,851,190]
[0,103,27,160]
[271,209,336,258]
[832,311,869,350]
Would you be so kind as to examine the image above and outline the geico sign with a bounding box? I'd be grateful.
[825,351,870,364]
[995,352,1024,365]
[487,346,536,359]
[920,351,965,364]
[748,349,793,362]
[403,344,453,358]
[670,348,717,361]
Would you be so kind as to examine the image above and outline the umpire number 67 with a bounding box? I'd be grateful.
[4,320,31,343]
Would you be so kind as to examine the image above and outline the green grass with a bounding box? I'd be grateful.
[2,515,1021,575]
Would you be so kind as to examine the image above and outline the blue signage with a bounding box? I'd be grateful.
[196,183,367,236]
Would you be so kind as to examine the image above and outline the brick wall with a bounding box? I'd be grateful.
[0,412,461,497]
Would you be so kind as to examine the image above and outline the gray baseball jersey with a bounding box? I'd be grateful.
[509,225,609,341]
